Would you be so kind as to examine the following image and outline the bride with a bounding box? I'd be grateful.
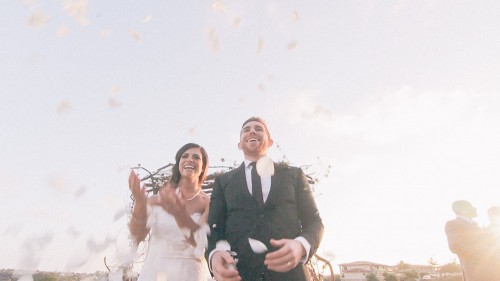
[128,143,212,281]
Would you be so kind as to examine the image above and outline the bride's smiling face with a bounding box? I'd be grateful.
[179,147,203,179]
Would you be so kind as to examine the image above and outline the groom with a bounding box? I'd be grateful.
[208,117,324,281]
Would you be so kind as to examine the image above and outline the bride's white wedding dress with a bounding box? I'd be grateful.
[137,205,212,281]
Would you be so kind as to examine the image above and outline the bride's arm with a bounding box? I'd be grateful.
[129,198,151,244]
[128,171,150,244]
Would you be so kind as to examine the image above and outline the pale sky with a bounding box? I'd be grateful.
[2,0,500,275]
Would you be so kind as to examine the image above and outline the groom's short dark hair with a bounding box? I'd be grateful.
[241,117,271,139]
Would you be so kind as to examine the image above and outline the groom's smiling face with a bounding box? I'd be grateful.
[238,121,273,157]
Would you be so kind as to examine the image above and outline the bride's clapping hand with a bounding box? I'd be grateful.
[129,171,148,206]
[155,181,187,216]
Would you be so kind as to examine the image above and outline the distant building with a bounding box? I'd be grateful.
[338,261,438,281]
[338,261,390,281]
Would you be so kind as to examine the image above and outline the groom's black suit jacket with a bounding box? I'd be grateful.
[208,162,324,281]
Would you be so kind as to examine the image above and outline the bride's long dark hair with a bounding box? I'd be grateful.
[170,143,209,187]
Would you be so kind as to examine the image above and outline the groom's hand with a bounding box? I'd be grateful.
[211,251,241,281]
[264,238,305,272]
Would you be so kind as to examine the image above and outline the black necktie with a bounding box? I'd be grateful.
[250,162,264,207]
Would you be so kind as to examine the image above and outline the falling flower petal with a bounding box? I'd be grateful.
[57,101,71,114]
[67,226,80,237]
[23,0,39,8]
[27,11,49,28]
[216,240,231,251]
[140,14,153,23]
[113,207,127,221]
[188,127,197,136]
[129,29,142,42]
[87,235,114,253]
[108,86,122,108]
[211,0,225,13]
[108,98,122,108]
[3,223,22,235]
[74,185,86,198]
[248,238,268,253]
[62,0,90,26]
[19,234,53,269]
[258,83,265,92]
[238,96,247,104]
[64,253,89,270]
[287,41,298,51]
[256,156,274,176]
[56,24,70,37]
[257,38,264,54]
[292,10,300,23]
[48,175,69,191]
[111,85,121,94]
[233,17,241,27]
[100,28,111,37]
[206,28,220,53]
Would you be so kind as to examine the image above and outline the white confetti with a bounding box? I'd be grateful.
[258,83,265,92]
[87,236,114,253]
[129,29,142,42]
[206,28,220,53]
[56,24,70,38]
[257,38,264,54]
[233,17,241,27]
[216,240,231,251]
[256,156,274,177]
[210,0,225,13]
[248,238,268,253]
[140,15,153,23]
[113,207,127,221]
[292,10,300,23]
[27,11,49,28]
[100,28,111,38]
[62,0,90,26]
[57,101,71,115]
[74,185,86,198]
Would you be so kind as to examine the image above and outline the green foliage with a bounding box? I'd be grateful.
[382,272,397,281]
[399,270,419,281]
[366,272,380,281]
[397,260,410,270]
[427,257,438,266]
[34,274,58,281]
[439,261,462,273]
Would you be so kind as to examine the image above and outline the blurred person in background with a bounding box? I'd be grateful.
[445,200,485,281]
[483,206,500,279]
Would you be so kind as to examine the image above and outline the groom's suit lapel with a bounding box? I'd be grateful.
[235,162,253,199]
